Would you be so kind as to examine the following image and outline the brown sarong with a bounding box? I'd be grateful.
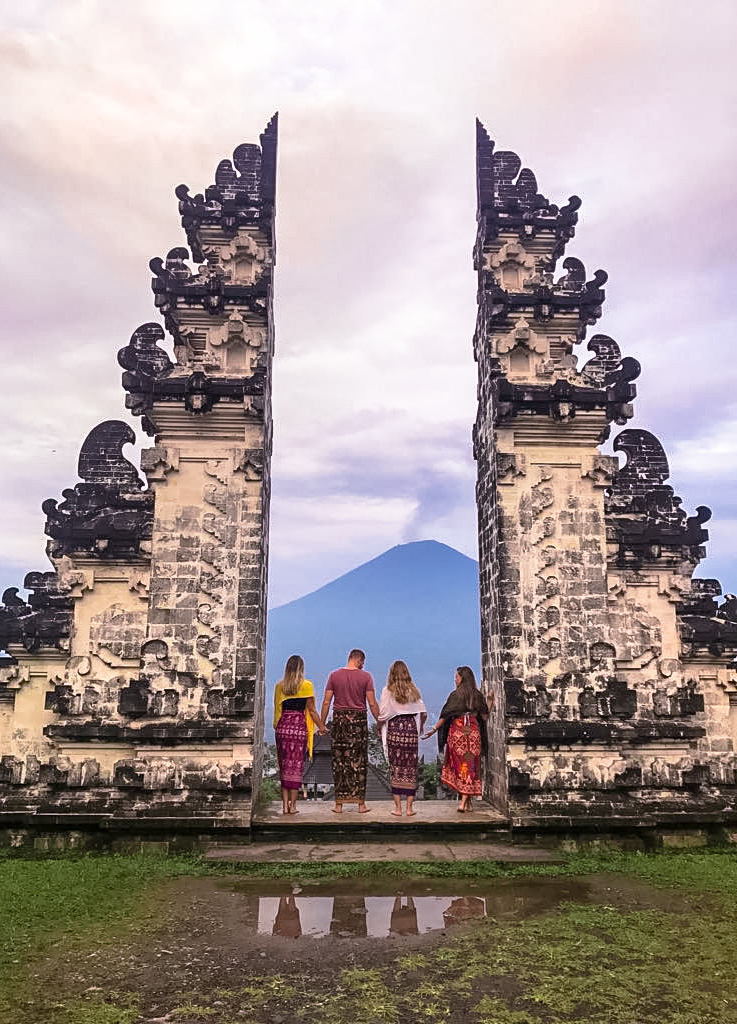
[331,709,368,801]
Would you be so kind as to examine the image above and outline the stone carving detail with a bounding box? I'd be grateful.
[497,317,547,356]
[475,120,581,264]
[606,429,711,567]
[175,115,278,261]
[208,314,267,373]
[89,603,148,663]
[118,323,174,434]
[149,246,270,338]
[677,579,737,657]
[496,452,526,481]
[140,446,179,482]
[42,422,153,558]
[0,572,72,652]
[478,259,608,343]
[580,334,623,386]
[119,323,265,435]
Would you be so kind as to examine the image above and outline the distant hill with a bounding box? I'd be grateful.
[265,540,481,739]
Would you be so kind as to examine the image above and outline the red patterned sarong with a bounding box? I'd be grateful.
[387,714,419,795]
[276,710,308,791]
[441,714,482,796]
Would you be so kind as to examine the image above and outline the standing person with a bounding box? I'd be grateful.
[273,654,325,815]
[378,660,427,817]
[423,666,492,812]
[320,648,379,813]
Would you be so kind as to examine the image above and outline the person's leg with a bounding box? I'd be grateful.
[406,795,415,816]
[392,794,402,816]
[281,787,290,814]
[289,790,299,813]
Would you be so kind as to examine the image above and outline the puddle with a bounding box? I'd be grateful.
[201,874,635,939]
[154,873,702,944]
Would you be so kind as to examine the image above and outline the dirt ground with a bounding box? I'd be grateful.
[9,871,718,1024]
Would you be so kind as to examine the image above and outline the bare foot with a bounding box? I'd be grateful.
[358,805,370,813]
[289,807,299,814]
[391,810,402,816]
[332,806,343,814]
[406,810,416,816]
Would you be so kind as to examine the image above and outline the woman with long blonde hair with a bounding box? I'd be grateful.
[273,654,325,814]
[378,660,427,817]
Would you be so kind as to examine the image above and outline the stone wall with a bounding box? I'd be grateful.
[474,120,737,827]
[0,118,278,831]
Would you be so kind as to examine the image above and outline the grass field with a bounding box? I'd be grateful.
[1,847,736,1023]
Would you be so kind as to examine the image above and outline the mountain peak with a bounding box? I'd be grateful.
[274,539,478,611]
[266,540,480,720]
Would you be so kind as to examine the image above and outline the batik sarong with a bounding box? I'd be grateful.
[387,713,419,795]
[331,709,368,801]
[275,709,308,791]
[441,714,482,796]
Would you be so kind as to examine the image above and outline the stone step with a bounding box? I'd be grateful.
[205,838,561,864]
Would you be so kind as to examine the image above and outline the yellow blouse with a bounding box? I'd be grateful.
[273,678,316,756]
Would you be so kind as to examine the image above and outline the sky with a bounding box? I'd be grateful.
[1,0,736,608]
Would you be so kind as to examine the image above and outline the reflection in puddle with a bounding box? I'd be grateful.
[258,893,489,938]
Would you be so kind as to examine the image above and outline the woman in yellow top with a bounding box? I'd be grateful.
[273,654,325,814]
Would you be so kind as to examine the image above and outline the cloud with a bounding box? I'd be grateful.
[1,1,736,606]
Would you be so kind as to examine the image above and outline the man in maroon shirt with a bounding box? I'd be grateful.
[320,649,380,813]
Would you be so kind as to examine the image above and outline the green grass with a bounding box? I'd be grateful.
[2,847,737,1023]
[0,852,208,967]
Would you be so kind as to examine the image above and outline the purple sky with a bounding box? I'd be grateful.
[1,2,736,607]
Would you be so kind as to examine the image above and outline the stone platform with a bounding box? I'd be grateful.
[246,796,511,843]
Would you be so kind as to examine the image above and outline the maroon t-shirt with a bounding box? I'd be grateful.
[326,668,375,710]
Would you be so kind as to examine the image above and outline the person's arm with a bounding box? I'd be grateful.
[307,696,327,734]
[478,691,493,722]
[422,717,444,739]
[367,689,380,722]
[420,712,428,732]
[320,688,334,726]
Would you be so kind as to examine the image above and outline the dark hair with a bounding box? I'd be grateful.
[348,649,366,667]
[455,665,478,707]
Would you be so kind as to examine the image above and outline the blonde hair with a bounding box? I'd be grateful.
[387,660,421,704]
[279,654,305,697]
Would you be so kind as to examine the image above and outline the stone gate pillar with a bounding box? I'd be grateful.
[474,121,737,828]
[118,116,279,818]
[0,118,278,834]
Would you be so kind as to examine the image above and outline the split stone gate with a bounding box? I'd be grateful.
[1,116,736,840]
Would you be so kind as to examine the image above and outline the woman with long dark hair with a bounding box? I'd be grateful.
[378,660,427,817]
[423,666,491,812]
[273,654,325,814]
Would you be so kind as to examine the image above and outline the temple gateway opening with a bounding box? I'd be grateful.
[1,116,735,845]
